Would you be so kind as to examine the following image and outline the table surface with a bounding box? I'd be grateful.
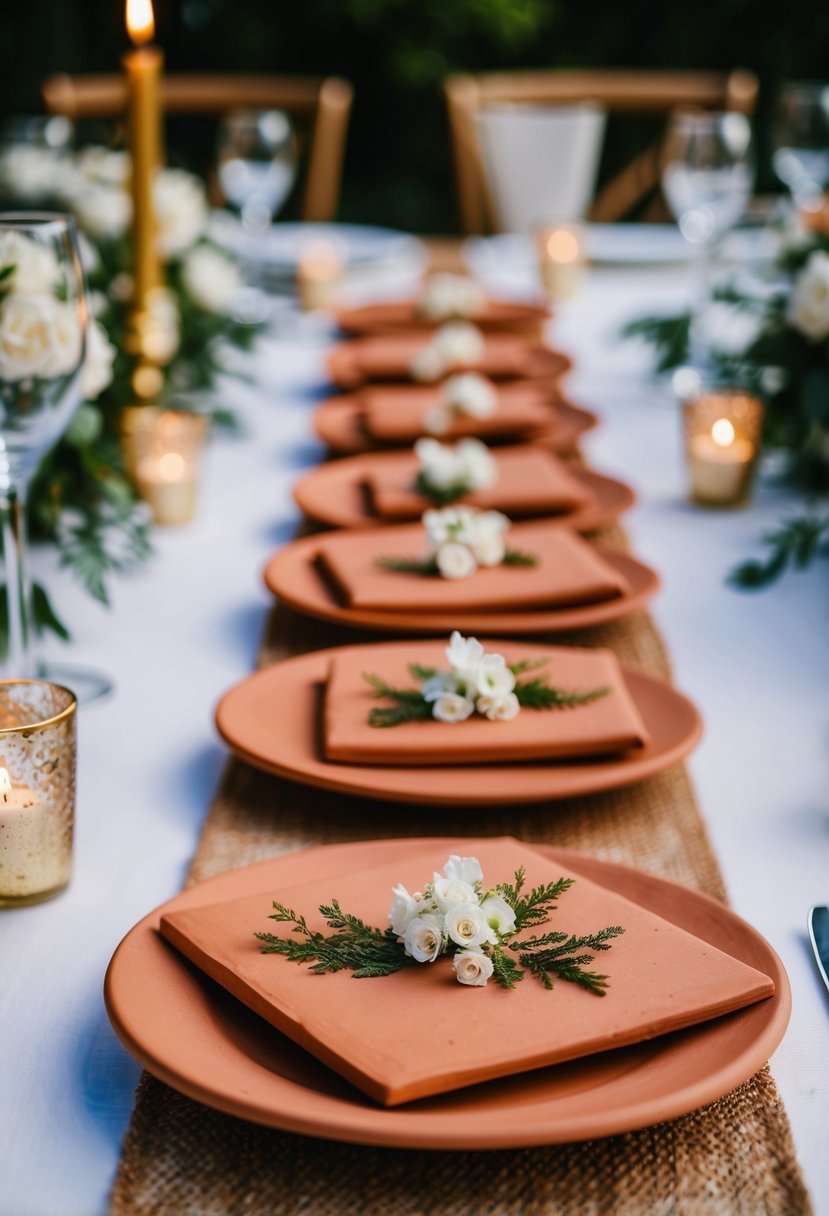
[1,243,827,1216]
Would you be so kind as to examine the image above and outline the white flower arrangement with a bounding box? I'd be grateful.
[787,249,829,342]
[423,371,498,435]
[417,272,486,321]
[258,852,625,993]
[374,505,538,580]
[364,630,609,727]
[414,435,497,504]
[0,233,84,384]
[410,321,485,382]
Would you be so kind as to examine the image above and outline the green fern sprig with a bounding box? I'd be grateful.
[256,898,405,978]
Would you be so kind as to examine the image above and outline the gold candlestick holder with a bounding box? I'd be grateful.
[682,390,764,508]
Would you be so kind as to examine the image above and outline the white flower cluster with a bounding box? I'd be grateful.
[0,231,84,384]
[410,321,485,382]
[418,273,486,321]
[415,435,497,498]
[424,371,498,435]
[787,250,829,342]
[388,853,516,986]
[420,631,520,723]
[423,505,510,579]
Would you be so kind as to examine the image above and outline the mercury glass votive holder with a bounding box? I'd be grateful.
[122,406,209,526]
[682,390,764,508]
[0,680,77,907]
[535,223,586,298]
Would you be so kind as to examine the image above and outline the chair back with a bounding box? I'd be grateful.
[41,72,353,222]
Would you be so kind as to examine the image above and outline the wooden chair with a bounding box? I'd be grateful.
[444,69,759,233]
[41,73,353,222]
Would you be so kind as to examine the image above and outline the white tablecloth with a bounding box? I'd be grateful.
[1,260,827,1216]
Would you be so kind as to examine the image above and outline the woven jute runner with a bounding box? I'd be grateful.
[110,524,811,1216]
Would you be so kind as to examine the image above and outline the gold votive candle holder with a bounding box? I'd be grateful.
[296,240,344,311]
[682,390,764,508]
[122,406,209,526]
[535,223,586,298]
[0,680,77,907]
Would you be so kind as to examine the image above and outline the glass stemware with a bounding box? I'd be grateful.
[772,81,829,212]
[0,212,108,699]
[662,111,753,372]
[217,109,297,234]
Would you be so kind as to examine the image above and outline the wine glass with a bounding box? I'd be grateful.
[0,212,107,700]
[662,111,753,373]
[217,110,296,233]
[772,81,829,212]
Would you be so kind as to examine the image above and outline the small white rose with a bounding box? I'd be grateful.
[69,183,132,242]
[0,146,64,199]
[432,874,478,913]
[476,691,521,721]
[154,168,209,257]
[456,437,496,490]
[444,902,492,949]
[0,295,63,381]
[474,653,516,699]
[410,344,445,382]
[414,436,461,490]
[442,372,497,419]
[432,692,475,723]
[787,250,829,342]
[445,631,485,680]
[388,882,418,937]
[480,893,516,937]
[432,321,485,367]
[0,232,61,296]
[419,273,485,320]
[403,913,444,963]
[436,541,477,580]
[182,244,241,314]
[77,147,130,186]
[470,528,506,567]
[38,299,84,378]
[443,854,483,886]
[453,949,494,987]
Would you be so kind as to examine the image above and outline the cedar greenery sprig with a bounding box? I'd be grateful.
[374,548,537,575]
[413,470,471,506]
[256,863,624,993]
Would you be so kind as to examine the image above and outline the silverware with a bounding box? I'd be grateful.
[808,905,829,996]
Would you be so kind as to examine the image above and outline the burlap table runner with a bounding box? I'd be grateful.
[110,524,811,1215]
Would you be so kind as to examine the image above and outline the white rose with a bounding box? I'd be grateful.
[41,300,84,377]
[432,874,478,913]
[457,437,496,490]
[443,854,483,886]
[476,692,521,721]
[182,244,241,314]
[423,402,452,434]
[0,232,60,296]
[154,169,209,256]
[78,147,130,186]
[415,437,461,491]
[423,506,477,548]
[0,146,63,199]
[81,318,116,400]
[410,344,445,382]
[388,883,418,937]
[474,653,516,698]
[433,321,485,367]
[470,528,506,567]
[69,183,132,241]
[787,250,829,342]
[445,631,485,681]
[442,372,497,420]
[419,273,485,320]
[420,671,458,702]
[0,295,65,381]
[403,913,444,963]
[444,902,493,949]
[436,541,477,580]
[453,949,494,987]
[432,692,475,723]
[480,894,516,938]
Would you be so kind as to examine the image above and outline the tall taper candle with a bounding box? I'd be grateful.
[124,0,162,313]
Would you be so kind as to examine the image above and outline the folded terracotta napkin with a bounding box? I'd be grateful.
[362,383,554,444]
[324,642,650,764]
[334,298,549,335]
[328,335,569,384]
[316,522,630,613]
[159,837,775,1107]
[365,447,593,521]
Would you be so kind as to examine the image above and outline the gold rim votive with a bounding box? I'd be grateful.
[682,390,764,508]
[0,679,77,907]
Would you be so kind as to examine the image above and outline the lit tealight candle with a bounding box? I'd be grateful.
[135,449,198,525]
[296,240,344,311]
[0,765,68,903]
[686,408,759,506]
[536,224,586,299]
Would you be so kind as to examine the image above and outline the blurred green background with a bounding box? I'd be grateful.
[0,0,826,231]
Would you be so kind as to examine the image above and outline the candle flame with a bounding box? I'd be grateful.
[545,228,580,264]
[126,0,155,45]
[158,451,187,480]
[0,767,11,795]
[711,418,735,448]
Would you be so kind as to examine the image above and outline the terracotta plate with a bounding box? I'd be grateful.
[105,837,791,1149]
[327,341,571,390]
[333,298,550,336]
[293,455,634,532]
[214,640,701,806]
[312,394,598,455]
[263,534,660,636]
